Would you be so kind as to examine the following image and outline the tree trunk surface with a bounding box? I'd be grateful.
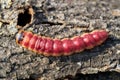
[0,0,120,80]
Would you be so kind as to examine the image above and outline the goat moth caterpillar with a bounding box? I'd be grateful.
[16,30,108,56]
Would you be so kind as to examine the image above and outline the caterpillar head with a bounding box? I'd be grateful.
[16,30,24,44]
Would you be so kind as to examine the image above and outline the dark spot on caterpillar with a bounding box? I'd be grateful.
[16,30,24,44]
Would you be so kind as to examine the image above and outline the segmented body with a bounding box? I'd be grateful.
[16,30,108,56]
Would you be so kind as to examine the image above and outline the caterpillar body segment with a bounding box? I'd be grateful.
[16,30,108,56]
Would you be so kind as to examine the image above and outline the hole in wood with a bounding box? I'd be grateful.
[17,7,34,27]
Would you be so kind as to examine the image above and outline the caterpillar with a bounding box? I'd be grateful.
[16,30,108,56]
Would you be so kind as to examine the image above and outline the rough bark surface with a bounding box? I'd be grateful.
[0,0,120,80]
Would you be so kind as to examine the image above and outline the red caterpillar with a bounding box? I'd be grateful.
[16,30,108,56]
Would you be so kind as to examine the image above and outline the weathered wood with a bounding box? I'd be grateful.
[0,0,120,80]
